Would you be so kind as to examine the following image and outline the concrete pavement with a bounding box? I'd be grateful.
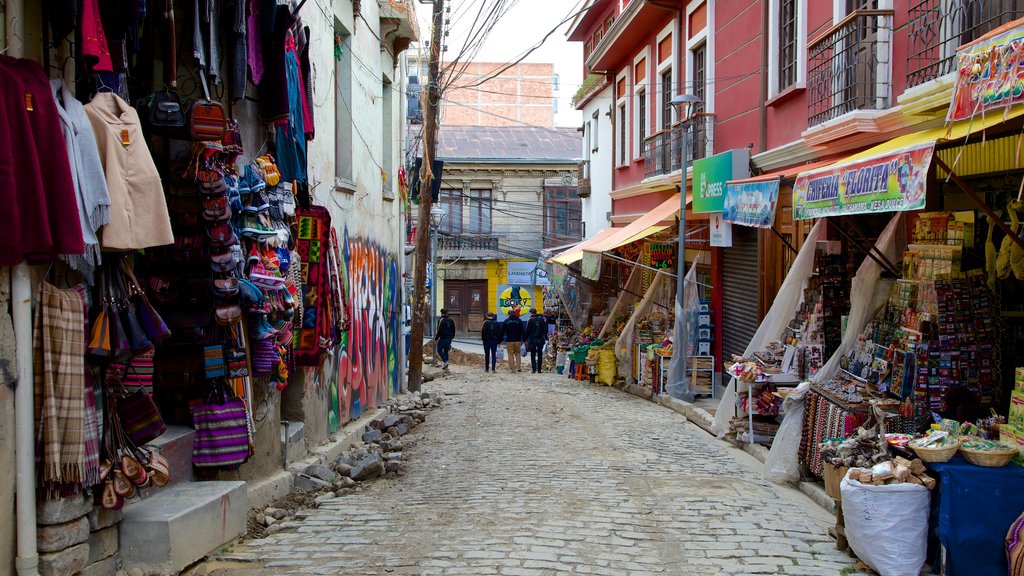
[198,363,859,576]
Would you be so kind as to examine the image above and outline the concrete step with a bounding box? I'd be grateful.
[280,420,305,468]
[119,481,247,575]
[144,425,196,492]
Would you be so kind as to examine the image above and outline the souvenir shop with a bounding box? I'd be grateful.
[2,0,347,517]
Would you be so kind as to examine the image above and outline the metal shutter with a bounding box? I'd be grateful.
[721,226,760,361]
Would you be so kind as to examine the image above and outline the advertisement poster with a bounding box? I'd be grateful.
[723,179,780,228]
[709,212,732,247]
[507,261,549,285]
[947,23,1024,122]
[793,142,934,220]
[644,242,675,270]
[692,149,751,213]
[497,284,533,321]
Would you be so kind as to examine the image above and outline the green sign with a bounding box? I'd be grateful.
[692,149,750,213]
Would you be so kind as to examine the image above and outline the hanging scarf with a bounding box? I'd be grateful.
[293,206,331,366]
[34,282,88,493]
[73,284,101,488]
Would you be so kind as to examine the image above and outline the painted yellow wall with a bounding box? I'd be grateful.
[486,259,544,316]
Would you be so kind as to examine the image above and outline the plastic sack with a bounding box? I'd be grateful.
[596,349,616,385]
[496,347,506,361]
[764,382,810,483]
[840,472,929,576]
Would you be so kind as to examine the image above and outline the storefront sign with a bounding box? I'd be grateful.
[507,261,549,285]
[723,179,780,228]
[948,22,1024,122]
[644,242,675,270]
[709,212,732,247]
[497,284,533,321]
[692,149,751,213]
[793,142,934,220]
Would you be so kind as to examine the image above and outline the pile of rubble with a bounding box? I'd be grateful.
[250,392,443,537]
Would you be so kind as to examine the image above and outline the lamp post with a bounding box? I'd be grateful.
[668,93,702,401]
[428,205,446,338]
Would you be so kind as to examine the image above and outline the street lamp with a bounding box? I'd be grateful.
[428,205,446,338]
[668,93,702,401]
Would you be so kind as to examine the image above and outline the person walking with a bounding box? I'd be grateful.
[503,311,524,373]
[480,312,503,372]
[434,308,456,370]
[525,308,548,373]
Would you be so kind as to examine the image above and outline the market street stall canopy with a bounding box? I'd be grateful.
[793,103,1024,221]
[549,227,619,266]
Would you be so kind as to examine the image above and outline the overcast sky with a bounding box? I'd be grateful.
[415,0,585,128]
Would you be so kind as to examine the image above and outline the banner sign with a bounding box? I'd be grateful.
[497,284,533,321]
[692,149,751,213]
[793,142,934,220]
[507,261,549,286]
[709,212,732,247]
[644,242,675,270]
[723,179,780,228]
[947,22,1024,122]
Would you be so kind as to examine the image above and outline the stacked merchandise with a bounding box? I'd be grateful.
[819,254,849,360]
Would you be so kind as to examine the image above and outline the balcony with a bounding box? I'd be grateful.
[807,10,894,127]
[436,234,500,259]
[907,0,1024,88]
[643,113,715,179]
[577,160,591,198]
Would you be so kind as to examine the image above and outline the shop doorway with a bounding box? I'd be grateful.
[444,280,488,334]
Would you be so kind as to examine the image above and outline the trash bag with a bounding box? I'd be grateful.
[841,472,930,576]
[764,382,810,483]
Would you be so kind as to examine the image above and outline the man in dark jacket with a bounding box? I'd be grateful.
[434,308,456,369]
[503,311,525,373]
[480,312,503,372]
[525,308,548,373]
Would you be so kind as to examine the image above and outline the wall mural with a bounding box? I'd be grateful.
[335,229,400,426]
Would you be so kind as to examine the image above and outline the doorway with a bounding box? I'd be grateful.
[443,280,488,334]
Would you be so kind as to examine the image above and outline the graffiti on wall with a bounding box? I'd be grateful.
[335,229,400,425]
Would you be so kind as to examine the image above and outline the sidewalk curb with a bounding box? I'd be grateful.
[287,406,391,476]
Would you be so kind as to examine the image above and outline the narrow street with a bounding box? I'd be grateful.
[200,363,858,576]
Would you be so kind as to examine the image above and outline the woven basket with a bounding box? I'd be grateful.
[909,441,960,463]
[960,446,1016,467]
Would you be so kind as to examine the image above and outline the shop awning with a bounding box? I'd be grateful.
[549,227,620,265]
[792,104,1024,220]
[582,193,683,255]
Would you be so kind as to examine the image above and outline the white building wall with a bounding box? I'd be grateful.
[581,85,614,239]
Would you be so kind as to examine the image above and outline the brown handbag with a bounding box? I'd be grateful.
[190,70,226,141]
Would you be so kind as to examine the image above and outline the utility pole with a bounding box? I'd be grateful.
[408,0,445,392]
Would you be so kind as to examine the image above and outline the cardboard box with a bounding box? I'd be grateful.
[824,463,850,501]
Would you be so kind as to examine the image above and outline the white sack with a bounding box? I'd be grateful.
[840,472,930,576]
[763,381,810,483]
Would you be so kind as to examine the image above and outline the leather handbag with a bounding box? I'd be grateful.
[149,88,187,136]
[88,271,114,359]
[121,259,172,345]
[191,381,251,469]
[189,72,226,141]
[112,364,167,446]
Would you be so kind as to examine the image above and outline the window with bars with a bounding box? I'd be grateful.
[439,189,463,235]
[619,104,627,165]
[661,70,673,129]
[778,0,799,91]
[544,187,583,244]
[692,43,707,113]
[466,190,492,235]
[637,89,646,155]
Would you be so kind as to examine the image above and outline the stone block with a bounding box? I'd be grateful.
[88,526,118,563]
[294,473,330,492]
[38,542,88,576]
[120,481,246,575]
[395,423,410,436]
[361,429,382,443]
[379,440,403,452]
[381,414,401,429]
[332,461,352,477]
[350,453,385,481]
[38,516,90,553]
[303,464,336,484]
[88,506,124,531]
[37,493,93,525]
[79,554,119,576]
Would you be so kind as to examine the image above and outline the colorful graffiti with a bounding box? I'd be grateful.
[335,229,401,426]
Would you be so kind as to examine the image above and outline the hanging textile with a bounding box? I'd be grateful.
[293,206,332,366]
[51,79,111,278]
[34,282,89,496]
[275,35,308,183]
[0,56,83,266]
[81,0,114,72]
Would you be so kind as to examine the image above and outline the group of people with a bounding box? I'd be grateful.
[432,308,549,373]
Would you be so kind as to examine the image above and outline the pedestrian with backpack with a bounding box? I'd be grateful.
[503,311,525,372]
[525,308,548,373]
[434,308,456,370]
[480,312,503,372]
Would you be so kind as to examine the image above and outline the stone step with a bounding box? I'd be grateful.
[119,481,247,575]
[280,420,305,468]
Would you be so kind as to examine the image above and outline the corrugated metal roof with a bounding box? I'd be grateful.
[437,126,581,162]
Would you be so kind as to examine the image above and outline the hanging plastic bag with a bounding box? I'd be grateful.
[764,382,810,483]
[496,346,506,361]
[840,472,929,576]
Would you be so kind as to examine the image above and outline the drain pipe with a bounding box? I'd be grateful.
[7,0,40,573]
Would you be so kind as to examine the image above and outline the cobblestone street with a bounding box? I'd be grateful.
[201,364,859,576]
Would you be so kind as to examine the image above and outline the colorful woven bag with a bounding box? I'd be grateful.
[190,382,251,468]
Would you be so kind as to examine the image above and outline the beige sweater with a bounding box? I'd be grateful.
[84,93,174,251]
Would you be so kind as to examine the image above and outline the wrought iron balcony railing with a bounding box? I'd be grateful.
[807,10,894,127]
[577,160,591,198]
[907,0,1024,88]
[437,234,500,256]
[643,113,715,178]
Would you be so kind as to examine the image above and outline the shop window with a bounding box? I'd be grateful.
[768,0,807,98]
[466,190,492,235]
[778,0,799,92]
[334,21,354,191]
[544,186,582,246]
